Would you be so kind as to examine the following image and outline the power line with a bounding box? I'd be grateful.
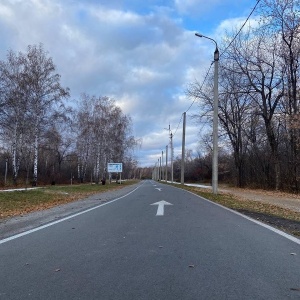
[171,1,261,140]
[173,61,214,138]
[173,113,183,137]
[186,62,214,113]
[220,0,261,57]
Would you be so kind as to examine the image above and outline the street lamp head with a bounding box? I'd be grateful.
[195,32,218,51]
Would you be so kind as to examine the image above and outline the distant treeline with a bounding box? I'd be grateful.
[0,44,138,186]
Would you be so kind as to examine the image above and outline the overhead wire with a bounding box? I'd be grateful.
[173,61,214,137]
[185,62,214,114]
[170,0,261,139]
[173,113,183,137]
[220,0,261,57]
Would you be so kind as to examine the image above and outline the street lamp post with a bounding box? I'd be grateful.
[195,33,219,194]
[181,112,186,185]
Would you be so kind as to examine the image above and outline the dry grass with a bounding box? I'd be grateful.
[188,187,300,221]
[0,181,138,219]
[166,183,300,236]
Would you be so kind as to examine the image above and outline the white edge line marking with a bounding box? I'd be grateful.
[180,186,300,245]
[0,184,142,245]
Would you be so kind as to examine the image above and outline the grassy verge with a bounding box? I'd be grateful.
[166,183,300,237]
[0,181,139,219]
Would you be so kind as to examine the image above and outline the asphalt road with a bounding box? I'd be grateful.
[0,180,300,299]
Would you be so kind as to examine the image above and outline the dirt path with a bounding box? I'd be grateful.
[220,186,300,213]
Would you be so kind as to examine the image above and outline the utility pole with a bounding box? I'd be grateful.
[161,150,164,181]
[158,158,161,181]
[165,124,174,183]
[170,130,174,183]
[165,145,168,182]
[152,163,156,180]
[181,112,186,185]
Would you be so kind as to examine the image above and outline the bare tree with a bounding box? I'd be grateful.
[0,44,141,186]
[40,109,74,184]
[0,50,29,184]
[217,61,254,187]
[223,25,285,189]
[259,0,300,190]
[175,1,300,191]
[75,94,137,184]
[22,44,69,186]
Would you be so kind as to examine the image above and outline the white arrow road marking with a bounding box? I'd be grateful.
[155,188,162,191]
[151,200,173,216]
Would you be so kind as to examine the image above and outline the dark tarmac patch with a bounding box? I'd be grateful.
[237,209,300,237]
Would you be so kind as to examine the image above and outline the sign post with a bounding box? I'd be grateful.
[107,163,123,184]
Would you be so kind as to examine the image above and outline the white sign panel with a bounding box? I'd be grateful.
[107,163,123,173]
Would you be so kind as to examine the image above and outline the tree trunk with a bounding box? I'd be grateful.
[33,124,39,186]
[12,123,19,186]
[274,155,280,191]
[95,145,100,184]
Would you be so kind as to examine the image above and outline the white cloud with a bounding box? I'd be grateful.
[0,0,254,167]
[174,0,226,15]
[0,3,13,19]
[215,16,260,38]
[90,6,141,25]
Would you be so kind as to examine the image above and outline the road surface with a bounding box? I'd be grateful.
[0,180,299,299]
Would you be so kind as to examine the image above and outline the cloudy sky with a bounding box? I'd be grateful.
[0,0,257,166]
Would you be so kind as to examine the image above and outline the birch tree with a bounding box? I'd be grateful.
[23,44,69,186]
[0,50,29,185]
[75,94,136,183]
